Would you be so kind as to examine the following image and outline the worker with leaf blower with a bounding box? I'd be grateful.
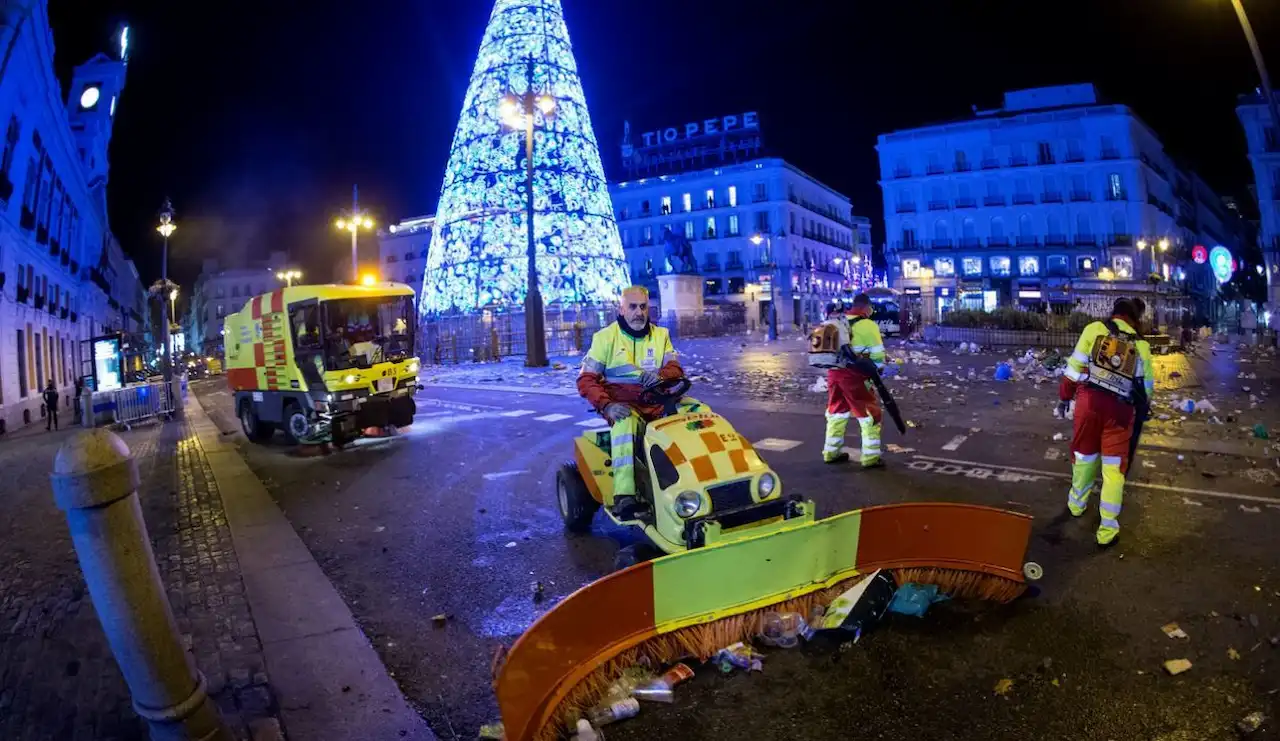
[577,286,697,517]
[1058,298,1147,547]
[809,293,888,468]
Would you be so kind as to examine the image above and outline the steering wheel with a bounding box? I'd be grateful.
[639,376,692,408]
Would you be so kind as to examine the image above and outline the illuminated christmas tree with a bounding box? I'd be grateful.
[421,0,628,315]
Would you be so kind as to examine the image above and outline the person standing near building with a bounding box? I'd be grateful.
[43,380,60,431]
[1058,299,1146,547]
[818,294,886,468]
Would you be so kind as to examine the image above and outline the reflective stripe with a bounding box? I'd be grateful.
[581,358,605,374]
[612,455,634,467]
[611,434,634,447]
[826,411,852,420]
[1100,501,1122,516]
[1063,366,1087,382]
[823,443,842,452]
[1070,350,1089,365]
[604,364,641,380]
[1145,380,1155,394]
[855,415,874,424]
[1100,517,1119,530]
[1074,452,1098,463]
[867,344,885,354]
[1101,455,1123,466]
[862,446,881,455]
[825,437,843,445]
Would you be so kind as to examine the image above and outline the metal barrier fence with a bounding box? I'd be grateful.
[418,305,748,365]
[89,381,178,429]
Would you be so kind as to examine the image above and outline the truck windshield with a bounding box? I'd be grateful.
[323,296,415,370]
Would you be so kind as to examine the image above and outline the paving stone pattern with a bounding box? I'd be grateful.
[0,418,284,741]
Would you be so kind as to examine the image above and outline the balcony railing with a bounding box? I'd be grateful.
[932,238,954,249]
[1012,193,1035,205]
[954,161,971,172]
[1009,156,1029,167]
[1040,191,1063,203]
[959,236,982,248]
[895,202,917,213]
[59,249,69,266]
[926,165,945,175]
[33,294,45,310]
[893,167,912,179]
[927,200,949,211]
[983,195,1005,207]
[981,159,1000,170]
[988,236,1010,247]
[1037,154,1055,165]
[1069,190,1091,202]
[725,261,745,271]
[1064,152,1085,163]
[1073,235,1097,246]
[19,206,34,230]
[1016,236,1039,247]
[1104,191,1127,202]
[1110,233,1133,246]
[954,197,977,209]
[1044,233,1068,246]
[1100,148,1121,160]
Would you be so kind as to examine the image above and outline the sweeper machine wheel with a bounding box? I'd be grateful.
[557,462,598,533]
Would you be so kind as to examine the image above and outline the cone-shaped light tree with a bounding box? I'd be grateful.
[421,0,628,325]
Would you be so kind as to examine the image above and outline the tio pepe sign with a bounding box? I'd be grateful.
[641,112,759,148]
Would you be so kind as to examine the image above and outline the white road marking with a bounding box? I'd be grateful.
[484,470,529,481]
[416,398,501,413]
[753,437,803,452]
[912,454,1280,506]
[843,447,862,462]
[1044,448,1062,461]
[577,418,609,428]
[414,410,453,418]
[533,413,572,423]
[941,435,967,451]
[502,410,536,417]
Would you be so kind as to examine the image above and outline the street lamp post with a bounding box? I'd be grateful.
[335,185,373,283]
[156,200,176,382]
[750,233,779,340]
[275,269,302,287]
[500,60,556,367]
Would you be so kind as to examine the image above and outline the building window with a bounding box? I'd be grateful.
[901,226,917,248]
[1019,256,1039,276]
[0,116,18,196]
[1078,256,1096,272]
[1108,173,1124,200]
[231,286,240,297]
[727,250,741,267]
[684,221,694,240]
[641,199,650,215]
[981,147,997,168]
[728,186,737,207]
[790,212,796,233]
[643,225,652,244]
[753,211,770,233]
[660,196,671,215]
[752,182,767,202]
[1048,255,1069,276]
[990,218,1005,239]
[1100,135,1118,158]
[962,257,983,276]
[934,257,955,277]
[954,150,969,171]
[705,189,715,208]
[1111,211,1127,236]
[902,259,921,278]
[682,193,692,212]
[1113,255,1133,278]
[728,214,739,236]
[704,216,716,238]
[990,256,1012,276]
[17,329,27,398]
[1037,141,1054,165]
[927,152,942,174]
[1018,214,1034,238]
[20,155,38,228]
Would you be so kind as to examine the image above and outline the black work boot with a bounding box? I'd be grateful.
[611,496,641,519]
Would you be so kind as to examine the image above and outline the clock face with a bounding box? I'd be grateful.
[80,86,100,109]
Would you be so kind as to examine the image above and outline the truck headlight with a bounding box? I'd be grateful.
[758,473,777,497]
[407,361,419,374]
[674,491,702,519]
[343,374,358,384]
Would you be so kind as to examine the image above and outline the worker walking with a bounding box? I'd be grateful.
[1127,298,1155,464]
[577,286,696,517]
[812,293,886,468]
[1059,299,1146,547]
[43,380,60,431]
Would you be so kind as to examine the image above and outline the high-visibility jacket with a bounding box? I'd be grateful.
[577,320,682,413]
[846,313,887,372]
[1136,338,1154,399]
[1059,317,1146,402]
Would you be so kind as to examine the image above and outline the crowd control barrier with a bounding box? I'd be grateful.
[89,381,177,429]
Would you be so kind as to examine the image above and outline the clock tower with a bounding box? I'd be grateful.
[66,24,129,189]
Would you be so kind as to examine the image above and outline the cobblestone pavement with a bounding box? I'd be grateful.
[0,417,284,741]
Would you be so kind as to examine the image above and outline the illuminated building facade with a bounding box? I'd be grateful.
[421,0,627,315]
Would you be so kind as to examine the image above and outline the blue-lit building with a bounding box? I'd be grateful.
[611,157,873,328]
[1236,92,1280,310]
[0,6,144,432]
[877,84,1232,318]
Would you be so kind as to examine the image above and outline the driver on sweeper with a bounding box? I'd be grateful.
[578,286,701,517]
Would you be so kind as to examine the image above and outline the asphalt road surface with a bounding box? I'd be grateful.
[192,379,1280,740]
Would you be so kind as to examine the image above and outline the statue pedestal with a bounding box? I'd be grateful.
[657,274,704,318]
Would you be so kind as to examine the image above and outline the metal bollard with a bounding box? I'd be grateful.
[81,388,94,428]
[50,430,231,741]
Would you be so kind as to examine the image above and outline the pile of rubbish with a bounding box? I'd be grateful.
[568,571,948,738]
[994,349,1066,384]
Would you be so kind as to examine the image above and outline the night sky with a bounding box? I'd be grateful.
[48,0,1280,298]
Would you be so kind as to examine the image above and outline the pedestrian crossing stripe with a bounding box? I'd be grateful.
[752,438,803,452]
[941,435,967,451]
[502,410,536,417]
[577,418,609,428]
[533,413,572,422]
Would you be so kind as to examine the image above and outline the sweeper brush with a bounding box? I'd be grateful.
[494,502,1038,741]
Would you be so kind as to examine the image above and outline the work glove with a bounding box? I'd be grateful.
[601,403,632,424]
[638,370,661,387]
[1053,400,1070,419]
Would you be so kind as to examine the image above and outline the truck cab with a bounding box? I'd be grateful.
[224,282,420,446]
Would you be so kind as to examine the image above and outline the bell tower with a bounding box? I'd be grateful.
[66,24,129,187]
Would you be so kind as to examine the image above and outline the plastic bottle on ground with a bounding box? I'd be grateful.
[573,719,603,740]
[588,699,640,727]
